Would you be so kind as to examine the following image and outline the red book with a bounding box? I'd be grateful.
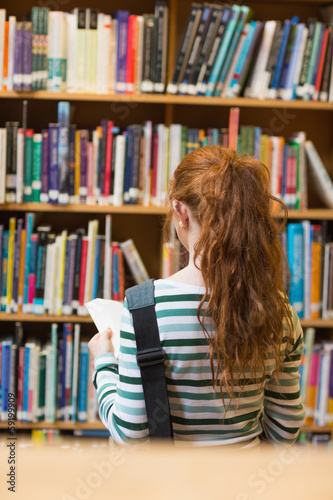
[228,107,239,151]
[78,237,89,308]
[126,15,137,94]
[104,121,114,198]
[314,28,329,101]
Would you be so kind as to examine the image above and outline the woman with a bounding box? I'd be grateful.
[88,145,305,447]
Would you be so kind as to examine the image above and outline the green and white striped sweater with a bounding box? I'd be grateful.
[92,279,305,447]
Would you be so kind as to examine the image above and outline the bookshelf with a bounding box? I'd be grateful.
[0,0,333,438]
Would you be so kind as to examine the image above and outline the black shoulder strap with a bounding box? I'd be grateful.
[125,279,173,440]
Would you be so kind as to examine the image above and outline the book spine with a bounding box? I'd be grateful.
[71,324,81,422]
[58,102,70,205]
[120,238,149,284]
[17,346,25,421]
[37,352,46,421]
[78,237,88,311]
[74,8,86,92]
[6,122,19,203]
[27,234,38,310]
[57,337,65,420]
[167,4,202,94]
[115,10,129,94]
[287,223,304,318]
[79,130,88,204]
[22,21,32,91]
[33,227,50,315]
[48,124,59,204]
[68,125,77,203]
[103,214,112,300]
[6,218,15,313]
[154,2,169,93]
[32,133,42,203]
[78,343,89,422]
[13,22,23,91]
[141,15,156,93]
[11,219,23,313]
[104,122,113,199]
[320,27,333,101]
[64,324,73,421]
[40,129,49,203]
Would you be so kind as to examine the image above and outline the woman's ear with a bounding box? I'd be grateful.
[173,200,189,227]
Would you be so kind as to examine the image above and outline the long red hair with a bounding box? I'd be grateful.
[164,145,293,405]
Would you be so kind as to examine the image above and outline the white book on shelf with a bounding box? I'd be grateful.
[16,128,24,204]
[304,140,333,209]
[244,20,277,99]
[0,128,7,204]
[317,343,333,426]
[101,14,111,94]
[73,8,87,92]
[6,16,16,91]
[84,219,98,305]
[96,13,104,94]
[142,121,152,206]
[135,16,144,94]
[113,134,126,206]
[108,18,117,93]
[43,241,54,314]
[65,13,76,93]
[291,26,308,101]
[168,124,182,182]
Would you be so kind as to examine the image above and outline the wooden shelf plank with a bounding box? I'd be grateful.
[0,90,332,110]
[300,319,333,328]
[0,314,93,322]
[275,209,333,220]
[0,203,167,215]
[0,421,104,430]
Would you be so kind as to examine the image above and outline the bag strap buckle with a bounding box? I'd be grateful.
[136,347,164,368]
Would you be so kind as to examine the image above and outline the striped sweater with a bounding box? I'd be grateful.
[92,279,305,447]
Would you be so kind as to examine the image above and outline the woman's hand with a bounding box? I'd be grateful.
[88,327,114,359]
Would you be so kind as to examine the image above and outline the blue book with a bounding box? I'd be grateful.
[277,16,299,98]
[22,213,34,313]
[78,342,89,422]
[282,23,305,100]
[58,101,70,205]
[206,5,241,96]
[92,236,100,299]
[57,338,66,421]
[48,123,60,204]
[227,20,257,97]
[287,223,304,318]
[0,231,9,312]
[269,19,292,98]
[214,5,250,97]
[23,344,30,422]
[115,10,130,94]
[1,340,12,420]
[12,219,23,313]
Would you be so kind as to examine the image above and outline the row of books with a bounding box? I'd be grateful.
[168,3,333,102]
[0,213,149,316]
[0,3,169,94]
[0,323,100,423]
[2,102,333,209]
[281,222,333,320]
[299,328,333,427]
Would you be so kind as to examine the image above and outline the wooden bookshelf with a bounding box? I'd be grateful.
[0,90,333,110]
[1,0,333,445]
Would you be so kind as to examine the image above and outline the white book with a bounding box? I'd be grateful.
[73,8,87,92]
[6,16,16,91]
[113,134,126,206]
[169,124,182,181]
[103,214,112,300]
[71,324,81,421]
[0,128,7,204]
[15,128,24,204]
[0,9,6,90]
[304,140,333,209]
[96,13,105,94]
[83,219,99,305]
[66,13,76,92]
[245,20,277,99]
[270,136,282,200]
[135,16,144,94]
[143,121,152,206]
[108,18,117,93]
[43,241,53,313]
[160,126,169,205]
[85,9,97,93]
[101,14,111,94]
[318,343,333,426]
[302,220,311,320]
[48,12,66,91]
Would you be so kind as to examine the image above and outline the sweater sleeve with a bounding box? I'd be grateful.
[91,298,149,445]
[261,306,305,446]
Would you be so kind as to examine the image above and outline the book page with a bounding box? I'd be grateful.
[85,299,123,358]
